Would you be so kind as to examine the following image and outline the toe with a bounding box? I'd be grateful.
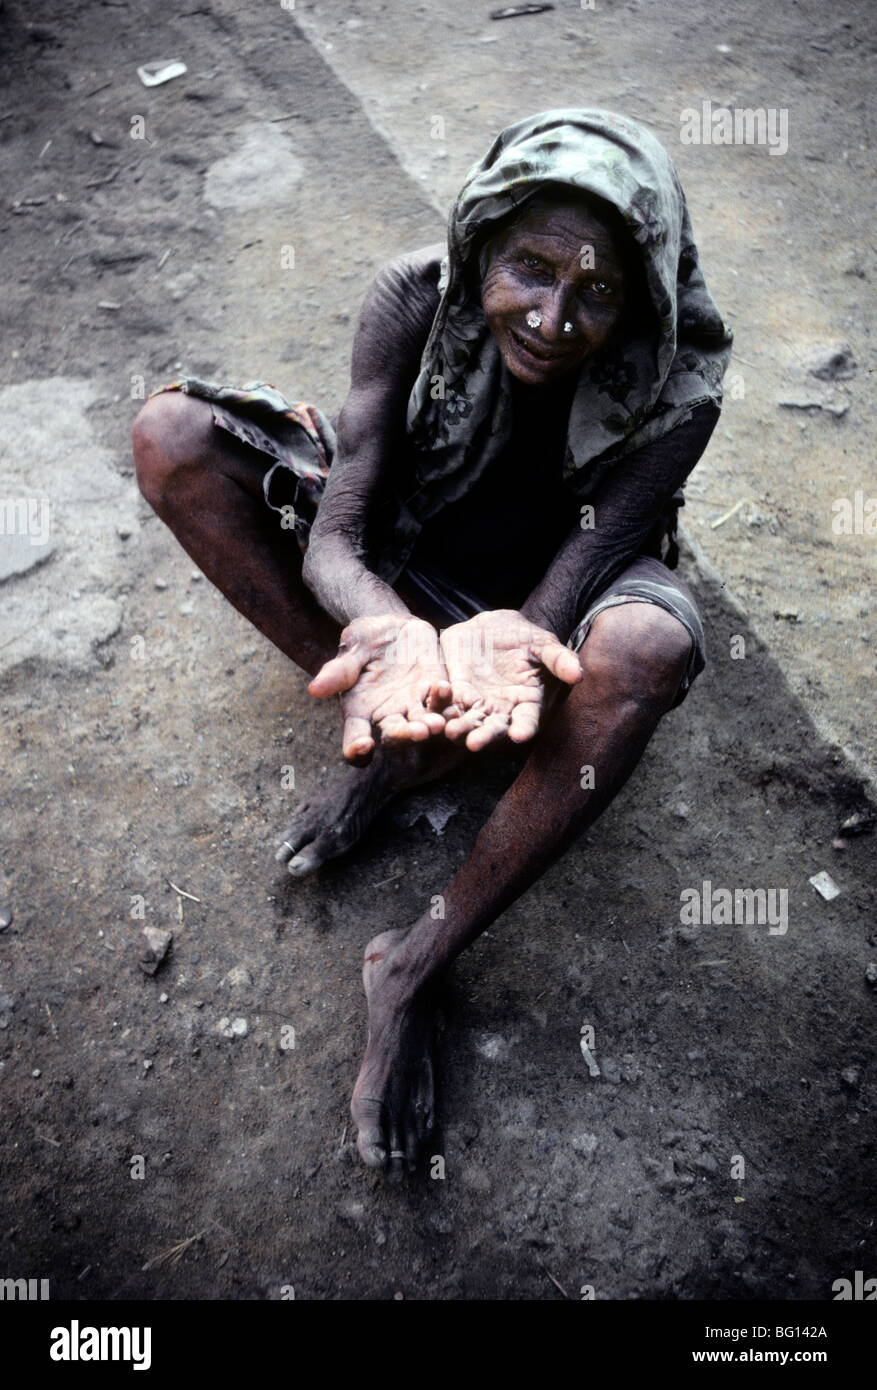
[352,1097,388,1169]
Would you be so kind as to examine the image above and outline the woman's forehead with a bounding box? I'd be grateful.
[501,195,626,260]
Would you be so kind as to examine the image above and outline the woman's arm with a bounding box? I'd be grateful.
[301,246,443,625]
[520,402,720,639]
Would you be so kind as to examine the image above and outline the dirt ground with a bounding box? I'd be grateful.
[0,0,875,1302]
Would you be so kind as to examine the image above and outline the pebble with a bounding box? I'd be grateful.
[840,1066,861,1091]
[865,963,877,989]
[154,577,168,591]
[225,965,252,988]
[809,870,841,901]
[337,1200,365,1225]
[0,906,12,931]
[601,1058,622,1085]
[117,524,132,540]
[804,341,857,382]
[32,1068,41,1078]
[159,992,169,1004]
[217,1016,248,1039]
[572,1132,598,1156]
[142,1059,153,1070]
[139,925,173,975]
[190,570,202,582]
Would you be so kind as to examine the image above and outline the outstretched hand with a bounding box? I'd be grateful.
[308,615,452,763]
[440,609,582,751]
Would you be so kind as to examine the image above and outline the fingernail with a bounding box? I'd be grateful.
[287,855,310,876]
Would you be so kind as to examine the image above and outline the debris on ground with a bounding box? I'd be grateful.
[777,391,849,417]
[139,926,173,975]
[393,790,459,835]
[490,4,554,18]
[804,342,857,382]
[579,1028,600,1077]
[838,809,876,838]
[136,59,187,87]
[808,870,841,901]
[216,1016,248,1039]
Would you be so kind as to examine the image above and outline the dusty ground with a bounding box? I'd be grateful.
[0,0,875,1301]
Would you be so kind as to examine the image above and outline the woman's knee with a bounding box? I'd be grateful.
[579,601,692,705]
[131,392,214,506]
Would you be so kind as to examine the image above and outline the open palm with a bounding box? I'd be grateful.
[440,610,582,751]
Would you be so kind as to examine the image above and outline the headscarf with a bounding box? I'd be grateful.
[405,108,732,507]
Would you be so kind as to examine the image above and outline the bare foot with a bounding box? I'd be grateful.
[274,740,463,877]
[350,928,436,1175]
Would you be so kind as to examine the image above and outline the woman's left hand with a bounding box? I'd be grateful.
[439,610,582,751]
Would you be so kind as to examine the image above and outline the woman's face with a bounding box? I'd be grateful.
[480,194,628,386]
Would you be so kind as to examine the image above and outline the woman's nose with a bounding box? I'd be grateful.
[535,287,573,340]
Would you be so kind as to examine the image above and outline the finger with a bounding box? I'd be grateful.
[444,707,485,742]
[342,715,375,762]
[425,679,453,711]
[378,713,429,745]
[466,710,510,751]
[535,637,583,686]
[507,698,541,744]
[308,647,365,699]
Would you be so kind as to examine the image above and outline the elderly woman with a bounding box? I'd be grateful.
[133,109,731,1175]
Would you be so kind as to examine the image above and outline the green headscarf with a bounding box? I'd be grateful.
[405,108,732,505]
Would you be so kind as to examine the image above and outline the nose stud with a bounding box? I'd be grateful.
[526,310,542,329]
[563,321,574,335]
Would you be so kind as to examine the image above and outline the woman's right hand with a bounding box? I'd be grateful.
[308,615,453,763]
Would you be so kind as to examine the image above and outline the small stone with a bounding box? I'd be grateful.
[142,1059,153,1070]
[190,570,202,581]
[804,341,857,382]
[840,1066,861,1091]
[32,1068,41,1078]
[0,906,12,931]
[839,810,876,838]
[159,992,169,1003]
[601,1058,622,1085]
[774,607,799,622]
[179,602,194,616]
[154,577,168,591]
[808,870,840,901]
[673,802,690,820]
[217,1016,248,1039]
[139,926,173,975]
[117,525,132,539]
[393,1291,404,1300]
[225,965,252,988]
[865,963,877,989]
[572,1132,598,1156]
[337,1200,365,1225]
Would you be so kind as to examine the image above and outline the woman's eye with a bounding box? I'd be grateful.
[520,254,543,271]
[582,279,615,301]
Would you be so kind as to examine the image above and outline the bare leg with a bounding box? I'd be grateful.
[132,392,460,866]
[350,601,694,1172]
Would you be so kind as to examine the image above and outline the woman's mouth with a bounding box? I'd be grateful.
[508,327,574,368]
